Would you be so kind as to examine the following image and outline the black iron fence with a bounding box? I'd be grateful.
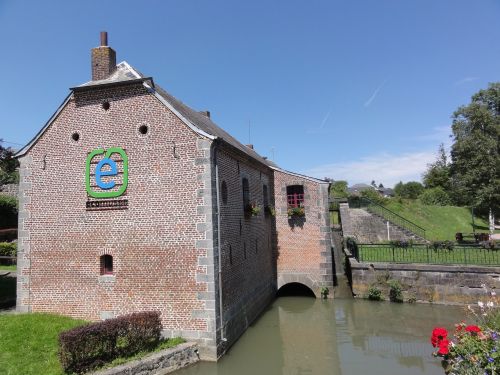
[350,243,500,266]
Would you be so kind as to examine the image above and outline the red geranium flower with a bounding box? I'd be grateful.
[465,325,481,334]
[437,339,450,355]
[431,327,448,347]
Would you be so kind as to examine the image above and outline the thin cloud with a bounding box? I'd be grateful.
[319,110,332,129]
[364,80,387,107]
[455,77,478,86]
[304,150,436,187]
[414,126,452,146]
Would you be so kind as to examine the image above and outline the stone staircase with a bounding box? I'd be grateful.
[339,204,423,243]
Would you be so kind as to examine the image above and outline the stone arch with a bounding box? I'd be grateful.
[277,274,318,298]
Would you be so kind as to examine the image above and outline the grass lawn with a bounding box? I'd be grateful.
[384,199,497,241]
[0,313,186,375]
[0,265,17,271]
[358,244,500,266]
[0,313,87,375]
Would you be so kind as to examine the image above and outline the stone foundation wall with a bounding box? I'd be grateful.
[92,342,199,375]
[349,257,500,305]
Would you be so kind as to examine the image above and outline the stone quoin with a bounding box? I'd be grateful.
[14,32,333,360]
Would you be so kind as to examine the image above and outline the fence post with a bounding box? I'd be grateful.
[426,245,430,263]
[464,247,467,265]
[392,246,395,263]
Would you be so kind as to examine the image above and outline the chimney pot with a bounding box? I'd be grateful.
[100,31,108,46]
[198,110,211,118]
[246,144,254,149]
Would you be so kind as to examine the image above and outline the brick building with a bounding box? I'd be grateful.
[15,33,332,359]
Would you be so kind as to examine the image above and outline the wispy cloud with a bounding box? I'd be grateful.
[319,110,332,129]
[455,77,478,86]
[306,109,333,134]
[304,150,436,187]
[414,126,452,146]
[364,80,387,107]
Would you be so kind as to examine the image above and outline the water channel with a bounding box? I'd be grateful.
[178,297,466,375]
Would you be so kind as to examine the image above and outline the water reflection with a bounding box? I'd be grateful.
[177,298,464,375]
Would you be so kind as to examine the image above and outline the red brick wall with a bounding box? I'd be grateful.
[215,147,277,351]
[273,170,333,295]
[17,83,214,346]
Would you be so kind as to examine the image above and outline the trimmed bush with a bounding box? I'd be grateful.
[420,187,451,206]
[0,195,17,229]
[0,242,16,257]
[58,311,162,374]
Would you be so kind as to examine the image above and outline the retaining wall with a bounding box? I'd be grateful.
[348,256,500,304]
[91,342,199,375]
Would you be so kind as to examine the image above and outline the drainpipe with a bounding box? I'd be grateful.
[214,145,226,342]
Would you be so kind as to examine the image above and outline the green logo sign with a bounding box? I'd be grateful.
[86,147,128,198]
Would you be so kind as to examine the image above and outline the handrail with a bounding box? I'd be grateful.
[349,196,426,240]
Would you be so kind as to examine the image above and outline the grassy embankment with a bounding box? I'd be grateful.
[0,313,185,375]
[382,199,497,241]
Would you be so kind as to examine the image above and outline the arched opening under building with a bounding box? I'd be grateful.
[276,282,316,298]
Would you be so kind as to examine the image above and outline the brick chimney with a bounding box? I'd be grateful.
[91,32,116,81]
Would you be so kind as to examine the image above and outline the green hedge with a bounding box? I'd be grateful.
[0,195,17,229]
[58,311,162,374]
[0,242,16,257]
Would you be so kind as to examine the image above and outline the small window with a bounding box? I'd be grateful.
[287,185,304,208]
[100,255,113,275]
[102,101,110,111]
[221,181,228,204]
[139,125,148,135]
[242,178,250,210]
[263,184,269,208]
[71,132,80,142]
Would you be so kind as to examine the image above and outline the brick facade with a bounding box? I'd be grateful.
[16,37,331,361]
[273,169,333,297]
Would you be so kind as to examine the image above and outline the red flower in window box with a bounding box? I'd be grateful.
[245,203,261,217]
[437,339,450,355]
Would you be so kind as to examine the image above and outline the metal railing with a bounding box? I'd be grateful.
[353,243,500,266]
[349,196,426,240]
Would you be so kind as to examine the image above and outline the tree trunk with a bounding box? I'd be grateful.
[489,207,495,235]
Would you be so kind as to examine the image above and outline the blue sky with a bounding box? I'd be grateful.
[0,0,499,187]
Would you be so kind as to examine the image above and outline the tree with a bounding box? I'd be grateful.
[423,143,451,191]
[378,183,384,189]
[371,180,377,188]
[394,181,424,199]
[449,83,500,234]
[329,180,349,198]
[0,140,19,185]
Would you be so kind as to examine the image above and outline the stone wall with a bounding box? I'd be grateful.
[348,256,500,304]
[339,203,417,243]
[0,183,19,197]
[92,342,199,375]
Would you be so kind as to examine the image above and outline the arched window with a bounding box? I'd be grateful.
[100,255,113,275]
[242,178,250,210]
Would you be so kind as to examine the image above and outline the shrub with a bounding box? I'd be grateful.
[0,242,16,256]
[387,280,403,303]
[368,286,382,301]
[0,195,17,229]
[320,287,329,299]
[420,187,451,206]
[431,240,455,251]
[360,188,388,205]
[389,239,412,249]
[58,311,162,374]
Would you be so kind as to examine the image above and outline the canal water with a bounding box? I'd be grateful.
[178,297,466,375]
